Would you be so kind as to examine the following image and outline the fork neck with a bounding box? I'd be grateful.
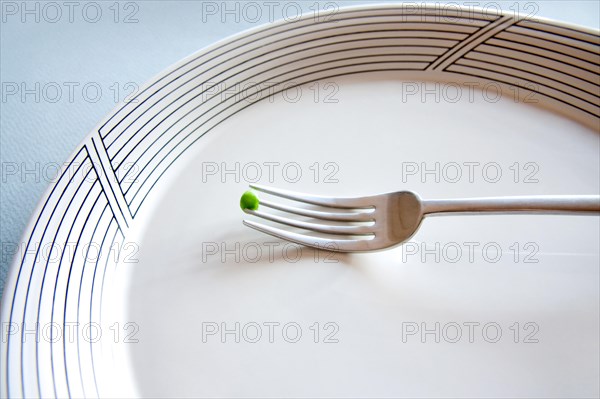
[421,195,600,215]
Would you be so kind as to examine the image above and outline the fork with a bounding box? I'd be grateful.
[242,184,600,252]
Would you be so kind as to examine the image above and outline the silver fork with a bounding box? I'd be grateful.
[242,184,600,252]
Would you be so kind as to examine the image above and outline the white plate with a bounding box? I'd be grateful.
[2,4,599,398]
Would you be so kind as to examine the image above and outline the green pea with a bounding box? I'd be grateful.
[240,190,260,211]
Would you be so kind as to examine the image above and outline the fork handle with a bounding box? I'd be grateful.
[422,195,600,215]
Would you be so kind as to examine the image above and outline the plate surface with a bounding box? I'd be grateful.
[2,4,599,398]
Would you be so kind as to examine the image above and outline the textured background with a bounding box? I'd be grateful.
[1,0,599,299]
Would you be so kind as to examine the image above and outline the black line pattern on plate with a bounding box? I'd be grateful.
[473,44,598,85]
[35,162,98,398]
[494,31,599,64]
[90,137,132,228]
[507,24,600,54]
[76,203,110,399]
[40,165,96,398]
[11,148,87,398]
[50,179,101,398]
[4,146,119,399]
[428,15,513,70]
[484,37,599,73]
[51,199,121,399]
[517,19,600,45]
[457,56,597,103]
[444,19,600,118]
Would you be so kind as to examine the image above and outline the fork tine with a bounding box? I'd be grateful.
[250,184,372,209]
[243,220,373,252]
[244,209,374,236]
[260,199,374,222]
